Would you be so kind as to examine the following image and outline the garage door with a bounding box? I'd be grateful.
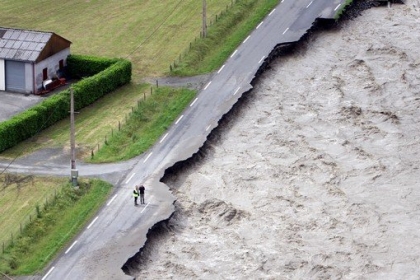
[5,60,25,92]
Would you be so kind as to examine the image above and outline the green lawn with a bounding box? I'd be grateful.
[0,178,112,275]
[1,0,234,80]
[0,175,65,254]
[90,86,197,162]
[171,0,279,75]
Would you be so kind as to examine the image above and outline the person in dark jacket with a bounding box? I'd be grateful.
[139,185,145,204]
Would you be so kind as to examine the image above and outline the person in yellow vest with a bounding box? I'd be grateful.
[133,186,139,206]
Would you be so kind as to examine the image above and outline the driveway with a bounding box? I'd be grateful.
[0,82,72,123]
[0,91,44,122]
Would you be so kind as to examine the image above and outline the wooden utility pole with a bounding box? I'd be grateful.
[70,88,78,187]
[202,0,207,38]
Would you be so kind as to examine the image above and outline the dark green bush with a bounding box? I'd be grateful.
[66,54,118,78]
[72,59,132,110]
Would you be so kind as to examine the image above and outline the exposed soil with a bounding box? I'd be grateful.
[130,2,420,279]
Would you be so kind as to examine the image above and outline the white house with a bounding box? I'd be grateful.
[0,27,71,94]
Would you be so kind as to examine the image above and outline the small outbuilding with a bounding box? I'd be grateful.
[0,27,71,94]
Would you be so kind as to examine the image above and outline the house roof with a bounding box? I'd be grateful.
[0,27,71,62]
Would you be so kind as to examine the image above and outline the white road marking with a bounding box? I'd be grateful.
[190,98,198,107]
[217,65,225,74]
[234,87,240,95]
[307,1,313,8]
[258,56,265,64]
[42,266,55,280]
[243,35,251,44]
[283,27,289,35]
[141,201,151,213]
[125,173,135,184]
[65,241,78,254]
[269,9,276,16]
[334,4,341,11]
[206,124,211,131]
[230,49,238,58]
[107,194,118,206]
[143,152,152,163]
[159,133,168,143]
[256,22,263,29]
[87,216,99,229]
[204,81,212,90]
[281,0,285,2]
[175,115,183,124]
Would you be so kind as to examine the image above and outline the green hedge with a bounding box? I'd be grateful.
[66,55,119,78]
[0,55,131,152]
[72,60,132,110]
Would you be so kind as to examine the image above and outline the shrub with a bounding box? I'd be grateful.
[66,55,118,78]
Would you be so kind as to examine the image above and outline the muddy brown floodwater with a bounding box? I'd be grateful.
[133,2,420,279]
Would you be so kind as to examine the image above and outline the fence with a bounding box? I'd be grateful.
[170,0,239,72]
[0,179,60,256]
[90,84,158,160]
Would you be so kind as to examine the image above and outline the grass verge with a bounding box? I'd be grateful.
[0,179,112,275]
[170,0,280,76]
[335,0,354,19]
[90,86,196,162]
[0,83,150,160]
[0,175,65,253]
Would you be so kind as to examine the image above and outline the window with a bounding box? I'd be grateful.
[42,68,48,80]
[59,60,64,70]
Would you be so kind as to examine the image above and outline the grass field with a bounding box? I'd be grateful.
[1,0,234,80]
[0,174,66,253]
[171,0,279,76]
[0,176,112,278]
[90,86,197,162]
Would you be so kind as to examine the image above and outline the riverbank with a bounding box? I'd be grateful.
[133,2,420,279]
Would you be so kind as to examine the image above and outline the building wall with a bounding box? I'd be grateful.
[0,59,4,91]
[25,62,34,94]
[34,48,70,92]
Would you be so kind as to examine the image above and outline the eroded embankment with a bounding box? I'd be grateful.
[121,0,398,277]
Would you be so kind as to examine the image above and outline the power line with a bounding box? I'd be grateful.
[125,0,184,60]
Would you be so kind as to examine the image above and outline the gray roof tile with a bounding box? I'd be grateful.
[0,27,54,61]
[17,32,29,41]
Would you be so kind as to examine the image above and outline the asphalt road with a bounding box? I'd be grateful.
[0,91,43,122]
[0,0,348,279]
